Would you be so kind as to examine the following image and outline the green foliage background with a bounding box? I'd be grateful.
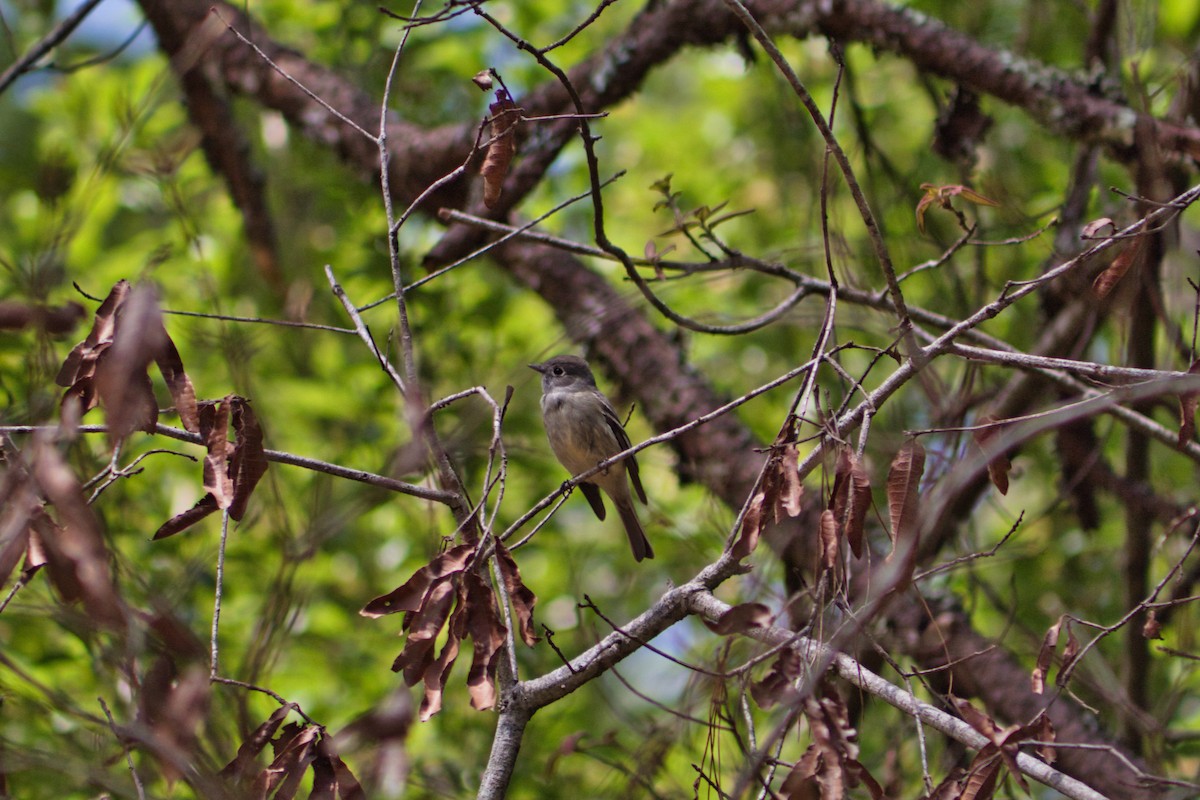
[3,0,1200,796]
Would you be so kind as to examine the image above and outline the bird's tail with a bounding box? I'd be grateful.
[616,498,654,561]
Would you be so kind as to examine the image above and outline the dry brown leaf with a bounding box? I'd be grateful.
[1032,713,1056,764]
[228,397,267,520]
[93,284,166,440]
[916,183,1000,233]
[1142,610,1162,640]
[391,579,458,686]
[157,334,198,433]
[418,589,463,722]
[819,509,840,571]
[1092,231,1145,299]
[222,704,296,783]
[959,751,1002,800]
[360,544,475,618]
[201,399,234,510]
[885,439,926,589]
[951,696,1000,741]
[1057,624,1080,687]
[830,449,871,560]
[0,473,40,587]
[779,745,821,800]
[750,648,802,709]
[30,439,124,628]
[309,738,365,800]
[493,538,539,646]
[1031,616,1063,695]
[703,602,772,635]
[972,415,1012,495]
[1080,217,1115,238]
[56,281,197,440]
[845,460,871,559]
[463,571,507,712]
[778,442,804,518]
[732,488,765,561]
[845,759,886,800]
[255,723,319,799]
[481,91,519,208]
[330,753,365,800]
[56,280,129,398]
[151,665,210,784]
[152,494,220,540]
[829,447,853,522]
[0,300,85,334]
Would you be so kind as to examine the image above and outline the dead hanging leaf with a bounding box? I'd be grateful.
[845,461,870,559]
[365,542,518,720]
[417,596,462,721]
[255,723,320,799]
[972,415,1012,495]
[885,439,926,589]
[777,442,804,519]
[915,183,1000,233]
[152,494,220,540]
[1091,229,1146,299]
[0,470,42,589]
[779,745,821,800]
[703,602,772,635]
[951,696,1001,741]
[750,648,802,709]
[733,425,803,561]
[829,449,871,559]
[30,439,125,628]
[829,447,852,520]
[1178,359,1200,448]
[1032,616,1065,695]
[463,571,507,712]
[480,90,519,208]
[951,696,1036,796]
[924,769,967,800]
[150,665,210,784]
[221,704,296,784]
[959,753,1003,800]
[157,334,199,433]
[152,395,268,539]
[471,69,494,91]
[0,300,85,334]
[493,538,539,646]
[779,683,861,800]
[360,544,476,617]
[56,280,130,420]
[56,280,198,438]
[1142,610,1162,640]
[308,731,365,800]
[819,509,840,572]
[94,284,167,440]
[1030,713,1056,764]
[201,400,234,509]
[732,488,765,561]
[1056,623,1081,688]
[309,748,365,800]
[392,579,459,686]
[228,397,267,520]
[1080,217,1115,239]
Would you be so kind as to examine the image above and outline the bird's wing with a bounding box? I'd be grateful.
[602,400,648,505]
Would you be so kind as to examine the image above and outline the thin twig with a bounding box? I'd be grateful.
[0,0,106,95]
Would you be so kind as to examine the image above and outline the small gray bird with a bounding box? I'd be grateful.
[530,355,653,561]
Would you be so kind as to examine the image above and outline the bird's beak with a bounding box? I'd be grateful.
[528,363,544,373]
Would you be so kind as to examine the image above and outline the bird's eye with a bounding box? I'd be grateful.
[552,366,564,376]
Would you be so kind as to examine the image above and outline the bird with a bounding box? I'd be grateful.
[529,355,654,561]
